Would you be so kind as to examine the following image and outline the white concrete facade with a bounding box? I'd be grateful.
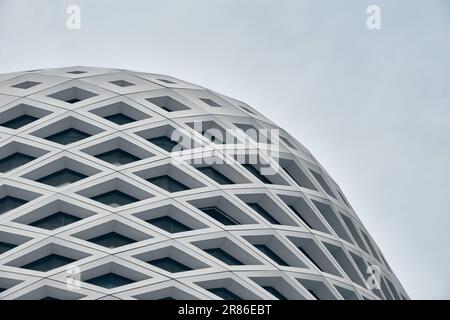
[0,66,407,300]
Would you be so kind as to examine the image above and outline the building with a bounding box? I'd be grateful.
[0,67,407,300]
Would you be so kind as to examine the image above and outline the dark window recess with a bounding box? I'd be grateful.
[0,241,17,254]
[197,167,234,185]
[95,149,140,166]
[296,246,323,272]
[340,214,368,253]
[287,205,312,229]
[312,201,352,243]
[147,176,189,193]
[91,190,139,207]
[104,113,136,125]
[146,216,191,233]
[200,98,222,107]
[37,168,87,187]
[85,273,135,289]
[385,278,401,300]
[0,288,6,293]
[88,232,136,248]
[323,242,365,287]
[247,203,280,225]
[199,207,240,226]
[239,105,256,114]
[22,254,75,272]
[310,170,336,198]
[335,286,359,300]
[380,278,394,300]
[147,257,192,273]
[0,196,27,215]
[262,286,287,300]
[242,164,272,184]
[12,81,41,89]
[254,245,288,266]
[349,252,367,277]
[307,289,320,300]
[45,128,90,145]
[280,136,296,149]
[67,71,86,75]
[110,80,135,88]
[337,190,351,208]
[208,288,242,300]
[361,231,382,262]
[0,153,35,173]
[30,212,81,230]
[235,123,272,144]
[0,115,38,129]
[280,159,317,190]
[204,248,243,265]
[147,136,179,152]
[157,78,176,84]
[48,87,97,104]
[146,96,190,112]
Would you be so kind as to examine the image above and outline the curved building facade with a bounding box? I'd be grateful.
[0,67,407,300]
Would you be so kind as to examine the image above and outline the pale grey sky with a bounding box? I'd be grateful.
[1,0,449,299]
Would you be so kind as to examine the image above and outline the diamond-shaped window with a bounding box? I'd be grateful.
[87,232,136,249]
[147,175,190,193]
[11,81,41,89]
[0,196,27,215]
[32,116,104,145]
[0,115,37,129]
[85,273,135,289]
[79,178,153,208]
[0,153,35,173]
[83,137,152,166]
[0,241,17,254]
[67,70,87,75]
[23,156,100,188]
[21,254,75,272]
[200,98,222,107]
[136,124,195,152]
[134,204,205,234]
[91,190,139,208]
[208,288,242,300]
[30,212,81,230]
[204,248,244,265]
[196,166,235,185]
[104,113,135,125]
[90,101,150,126]
[146,216,191,233]
[37,168,88,187]
[110,80,135,88]
[148,257,192,273]
[148,136,179,152]
[82,262,148,289]
[199,207,240,226]
[46,128,90,145]
[48,87,97,104]
[135,164,202,193]
[146,96,190,112]
[95,149,140,166]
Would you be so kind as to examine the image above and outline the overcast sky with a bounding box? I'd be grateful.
[1,0,449,299]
